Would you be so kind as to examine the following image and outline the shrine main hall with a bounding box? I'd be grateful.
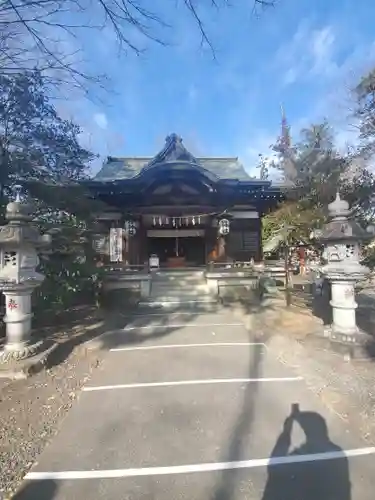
[84,134,283,267]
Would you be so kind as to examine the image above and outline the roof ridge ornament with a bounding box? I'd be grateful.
[146,133,198,168]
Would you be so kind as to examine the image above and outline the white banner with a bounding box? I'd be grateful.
[109,228,123,262]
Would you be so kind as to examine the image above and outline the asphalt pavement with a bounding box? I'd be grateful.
[14,309,375,500]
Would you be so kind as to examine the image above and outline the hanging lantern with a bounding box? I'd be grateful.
[198,216,201,224]
[165,217,169,225]
[172,218,176,227]
[152,217,156,226]
[128,221,137,236]
[192,216,196,226]
[158,216,162,226]
[219,218,230,235]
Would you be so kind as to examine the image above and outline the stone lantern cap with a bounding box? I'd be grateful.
[318,192,371,243]
[0,199,51,248]
[328,192,351,219]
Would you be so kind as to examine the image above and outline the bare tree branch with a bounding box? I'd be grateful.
[0,0,276,91]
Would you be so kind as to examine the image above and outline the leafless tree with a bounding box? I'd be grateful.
[0,0,276,91]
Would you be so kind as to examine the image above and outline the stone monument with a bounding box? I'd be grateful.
[318,192,370,355]
[0,189,51,362]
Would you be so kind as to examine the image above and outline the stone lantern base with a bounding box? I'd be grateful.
[323,325,371,360]
[0,337,45,363]
[319,272,371,359]
[0,285,57,377]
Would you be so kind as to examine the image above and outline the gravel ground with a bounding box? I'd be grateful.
[270,333,375,440]
[243,301,375,444]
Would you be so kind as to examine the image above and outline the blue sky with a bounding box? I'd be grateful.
[58,0,375,175]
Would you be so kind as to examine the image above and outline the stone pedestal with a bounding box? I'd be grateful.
[322,274,369,358]
[0,286,43,362]
[330,281,357,336]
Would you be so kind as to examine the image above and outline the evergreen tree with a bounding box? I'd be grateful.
[256,154,269,180]
[0,70,105,312]
[0,70,95,221]
[265,118,374,246]
[354,68,375,159]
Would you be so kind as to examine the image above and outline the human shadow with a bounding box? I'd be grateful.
[12,479,58,500]
[262,406,351,500]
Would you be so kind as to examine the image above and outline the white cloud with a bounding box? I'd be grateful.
[187,84,198,105]
[310,26,336,76]
[93,112,108,129]
[274,22,338,86]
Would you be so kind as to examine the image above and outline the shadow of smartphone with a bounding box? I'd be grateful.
[291,403,300,416]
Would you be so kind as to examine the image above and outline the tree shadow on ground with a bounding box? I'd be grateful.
[34,300,202,373]
[262,407,351,500]
[212,332,263,500]
[97,305,202,351]
[12,479,58,500]
[289,281,332,326]
[27,304,128,375]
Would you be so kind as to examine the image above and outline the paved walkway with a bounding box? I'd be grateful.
[14,309,375,499]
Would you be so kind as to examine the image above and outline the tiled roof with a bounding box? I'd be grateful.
[94,133,251,181]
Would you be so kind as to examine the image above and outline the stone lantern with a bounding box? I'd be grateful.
[0,195,51,362]
[318,192,370,350]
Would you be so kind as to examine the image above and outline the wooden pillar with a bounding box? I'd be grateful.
[206,225,218,262]
[138,223,148,265]
[256,216,263,262]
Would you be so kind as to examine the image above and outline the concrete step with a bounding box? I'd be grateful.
[152,279,207,288]
[147,293,214,302]
[152,271,205,282]
[137,299,221,312]
[140,295,217,305]
[151,283,208,295]
[152,277,207,285]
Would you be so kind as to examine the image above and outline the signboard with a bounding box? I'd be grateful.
[92,235,108,255]
[109,228,123,262]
